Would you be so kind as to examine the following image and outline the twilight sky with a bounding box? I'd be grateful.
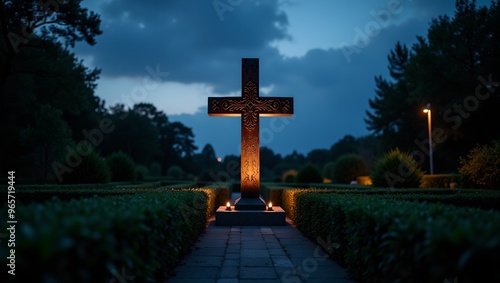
[75,0,492,158]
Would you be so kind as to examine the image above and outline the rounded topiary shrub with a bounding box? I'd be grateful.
[135,165,149,181]
[332,154,369,184]
[322,161,336,182]
[459,142,500,189]
[282,169,298,183]
[296,163,323,183]
[106,151,137,182]
[62,143,111,184]
[167,165,184,180]
[370,148,424,188]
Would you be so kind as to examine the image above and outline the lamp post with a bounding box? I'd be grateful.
[423,104,434,175]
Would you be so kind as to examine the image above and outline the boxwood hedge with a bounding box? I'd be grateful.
[286,191,500,282]
[0,189,216,282]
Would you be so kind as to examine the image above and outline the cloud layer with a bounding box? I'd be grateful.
[76,0,493,157]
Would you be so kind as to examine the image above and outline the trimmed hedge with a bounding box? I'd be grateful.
[421,174,461,188]
[0,182,212,205]
[287,192,500,282]
[0,190,216,282]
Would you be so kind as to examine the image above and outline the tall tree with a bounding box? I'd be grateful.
[0,1,102,177]
[0,0,101,91]
[102,104,160,166]
[365,42,421,152]
[20,104,72,183]
[366,0,500,172]
[405,0,500,170]
[329,135,359,160]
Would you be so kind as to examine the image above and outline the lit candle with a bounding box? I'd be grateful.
[226,201,231,211]
[267,202,273,211]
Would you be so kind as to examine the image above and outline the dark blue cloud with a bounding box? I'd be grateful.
[76,0,494,157]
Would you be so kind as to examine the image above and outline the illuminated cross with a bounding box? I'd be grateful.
[208,58,293,210]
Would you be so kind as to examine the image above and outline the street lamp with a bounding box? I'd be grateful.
[423,104,434,175]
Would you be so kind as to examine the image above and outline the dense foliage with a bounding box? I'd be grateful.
[331,154,368,184]
[296,163,323,183]
[60,143,111,184]
[0,190,211,282]
[459,141,500,189]
[106,151,137,182]
[366,0,500,172]
[282,190,500,282]
[370,148,424,188]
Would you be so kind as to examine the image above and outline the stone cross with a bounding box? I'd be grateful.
[208,58,293,210]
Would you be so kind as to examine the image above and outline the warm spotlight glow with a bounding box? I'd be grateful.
[267,202,273,211]
[423,109,429,113]
[217,157,222,163]
[226,201,231,211]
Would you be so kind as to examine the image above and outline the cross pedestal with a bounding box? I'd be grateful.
[208,58,293,223]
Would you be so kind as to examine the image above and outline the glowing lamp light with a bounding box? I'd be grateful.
[226,201,231,211]
[423,109,429,113]
[217,157,222,163]
[267,202,273,211]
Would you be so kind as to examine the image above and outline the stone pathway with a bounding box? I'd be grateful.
[165,197,356,283]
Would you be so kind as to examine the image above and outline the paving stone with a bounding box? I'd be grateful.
[223,259,240,267]
[271,255,294,267]
[241,249,270,257]
[268,248,286,256]
[240,257,273,267]
[220,266,239,277]
[194,247,227,256]
[167,216,356,283]
[240,267,278,279]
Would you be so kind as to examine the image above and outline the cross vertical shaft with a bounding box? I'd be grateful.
[208,58,293,210]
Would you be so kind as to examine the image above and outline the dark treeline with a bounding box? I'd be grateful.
[366,0,500,173]
[1,0,499,183]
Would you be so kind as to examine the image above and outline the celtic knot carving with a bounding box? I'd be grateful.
[210,81,292,130]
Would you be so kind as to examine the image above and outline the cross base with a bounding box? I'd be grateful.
[234,197,266,210]
[215,205,286,226]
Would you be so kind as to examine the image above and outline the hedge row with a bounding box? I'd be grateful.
[286,191,500,282]
[0,182,205,204]
[276,186,500,212]
[0,189,216,282]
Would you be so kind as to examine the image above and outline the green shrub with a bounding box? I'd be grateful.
[296,163,322,183]
[0,190,213,282]
[292,193,500,282]
[281,169,298,183]
[106,151,137,182]
[322,161,336,181]
[149,162,162,176]
[459,142,500,189]
[332,154,368,184]
[135,165,149,181]
[167,165,184,180]
[62,143,111,184]
[370,148,424,188]
[421,174,460,188]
